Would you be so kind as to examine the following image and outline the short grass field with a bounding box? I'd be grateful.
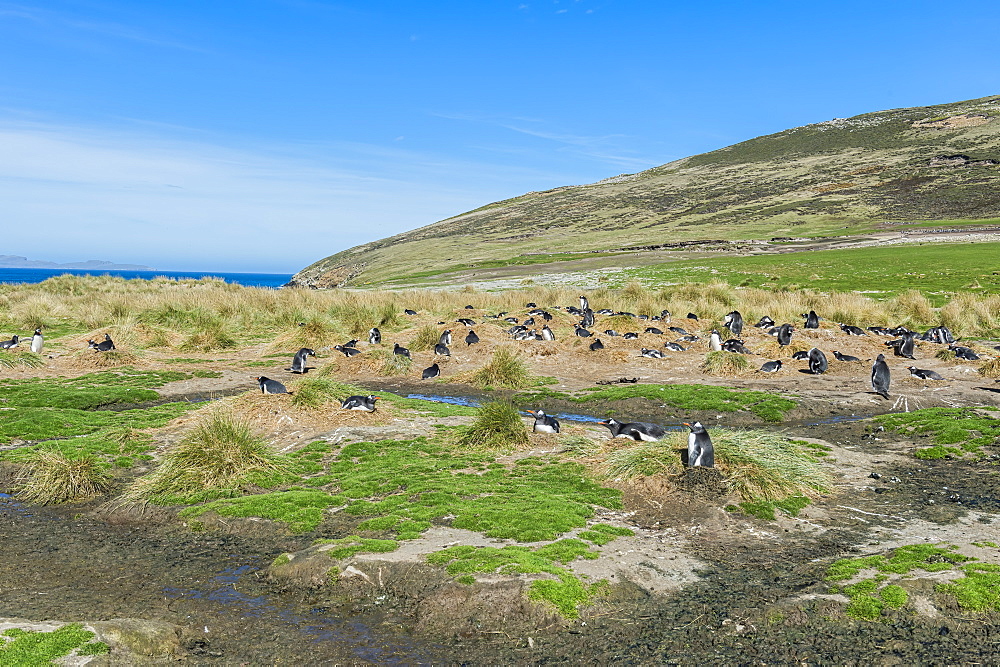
[622,242,1000,304]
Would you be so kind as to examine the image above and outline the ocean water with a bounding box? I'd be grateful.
[0,267,294,289]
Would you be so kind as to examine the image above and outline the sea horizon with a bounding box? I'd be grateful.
[0,266,294,289]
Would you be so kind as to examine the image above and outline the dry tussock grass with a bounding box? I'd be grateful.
[229,390,392,434]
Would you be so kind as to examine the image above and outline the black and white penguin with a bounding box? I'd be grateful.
[724,311,744,337]
[257,376,290,395]
[721,339,751,354]
[0,334,19,349]
[527,409,560,433]
[604,330,620,337]
[686,313,699,321]
[404,309,418,316]
[598,418,665,441]
[589,338,605,351]
[579,295,589,311]
[887,332,916,359]
[755,316,775,329]
[791,350,811,360]
[30,328,43,354]
[684,422,714,467]
[644,327,664,335]
[334,344,361,357]
[709,330,723,352]
[949,344,980,360]
[807,348,828,374]
[421,363,441,380]
[88,334,115,352]
[341,395,379,411]
[393,343,411,358]
[907,366,944,380]
[457,317,476,326]
[288,347,316,373]
[433,342,451,357]
[640,348,665,358]
[541,325,555,341]
[465,305,476,310]
[668,326,689,335]
[871,353,891,399]
[574,325,593,338]
[439,329,453,346]
[465,330,480,346]
[760,360,782,373]
[839,324,867,336]
[663,341,686,352]
[369,327,382,344]
[660,309,672,323]
[803,310,820,329]
[832,350,861,362]
[777,323,794,347]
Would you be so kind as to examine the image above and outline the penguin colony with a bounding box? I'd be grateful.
[84,291,983,473]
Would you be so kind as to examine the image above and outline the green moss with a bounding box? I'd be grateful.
[876,408,1000,458]
[972,541,998,548]
[938,563,1000,611]
[191,370,223,378]
[879,584,909,608]
[739,495,811,521]
[0,623,107,663]
[456,575,476,585]
[179,490,347,533]
[324,535,399,559]
[578,523,634,545]
[575,384,796,422]
[272,553,292,567]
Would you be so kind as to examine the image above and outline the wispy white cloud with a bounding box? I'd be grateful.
[0,118,570,271]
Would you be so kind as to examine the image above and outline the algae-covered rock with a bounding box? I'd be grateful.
[90,618,181,658]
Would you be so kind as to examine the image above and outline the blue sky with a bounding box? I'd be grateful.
[2,1,999,273]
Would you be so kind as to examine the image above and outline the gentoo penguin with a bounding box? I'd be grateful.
[288,347,316,373]
[908,366,944,380]
[724,310,744,337]
[684,422,714,467]
[465,330,480,346]
[525,302,537,308]
[887,332,916,359]
[433,342,451,357]
[604,330,620,337]
[341,395,379,411]
[404,309,418,316]
[465,305,476,310]
[438,329,453,346]
[661,309,672,323]
[871,353,891,399]
[256,376,290,395]
[574,325,593,338]
[644,327,664,335]
[393,343,411,358]
[640,348,665,358]
[527,409,560,433]
[791,350,811,360]
[709,330,723,352]
[839,323,867,336]
[0,334,19,349]
[832,350,861,362]
[88,335,115,352]
[30,328,43,354]
[807,348,828,374]
[686,313,699,321]
[755,316,775,329]
[589,338,605,351]
[541,325,555,341]
[721,339,751,354]
[949,344,980,360]
[760,360,782,373]
[668,326,690,335]
[368,327,381,344]
[580,309,595,328]
[579,295,589,311]
[803,310,820,329]
[623,332,639,340]
[421,363,441,379]
[457,317,476,326]
[663,341,686,352]
[334,344,361,357]
[599,418,665,441]
[777,323,794,347]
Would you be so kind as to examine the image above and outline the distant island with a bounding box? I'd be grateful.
[0,255,154,271]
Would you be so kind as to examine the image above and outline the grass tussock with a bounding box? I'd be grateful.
[456,401,531,451]
[0,349,44,369]
[360,348,413,376]
[408,324,442,352]
[290,376,357,409]
[469,347,532,389]
[119,409,291,505]
[71,348,141,368]
[16,450,113,505]
[603,429,831,504]
[702,351,752,376]
[978,358,1000,378]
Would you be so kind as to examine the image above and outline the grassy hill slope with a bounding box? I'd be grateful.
[291,95,1000,287]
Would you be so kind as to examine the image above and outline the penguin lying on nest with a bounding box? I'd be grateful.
[256,376,290,395]
[599,418,665,442]
[527,410,560,433]
[341,395,379,411]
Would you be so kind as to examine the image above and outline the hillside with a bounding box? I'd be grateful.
[290,95,1000,287]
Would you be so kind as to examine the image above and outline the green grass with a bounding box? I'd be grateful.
[15,450,113,505]
[0,368,190,409]
[875,407,1000,459]
[625,243,1000,304]
[319,535,400,559]
[938,563,1000,611]
[0,624,109,663]
[739,494,811,521]
[455,400,530,451]
[575,383,797,422]
[470,347,532,390]
[180,489,347,533]
[0,402,196,449]
[577,523,634,546]
[426,540,604,618]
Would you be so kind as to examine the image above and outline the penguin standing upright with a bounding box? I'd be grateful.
[541,325,555,341]
[438,329,453,347]
[288,347,315,373]
[777,323,794,347]
[803,310,820,329]
[527,409,560,433]
[369,327,381,344]
[807,347,828,374]
[709,330,723,352]
[684,422,714,467]
[30,328,43,354]
[872,353,891,399]
[724,311,744,337]
[579,295,589,311]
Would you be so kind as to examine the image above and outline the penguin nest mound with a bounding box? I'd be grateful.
[69,347,141,369]
[229,390,392,435]
[978,357,1000,378]
[702,351,753,376]
[753,339,812,359]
